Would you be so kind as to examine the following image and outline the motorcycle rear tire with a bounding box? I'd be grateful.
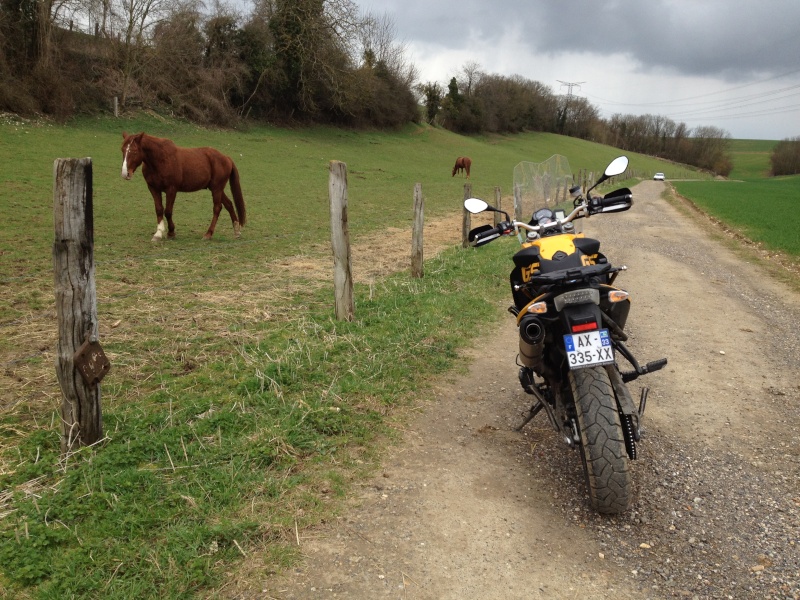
[570,366,633,514]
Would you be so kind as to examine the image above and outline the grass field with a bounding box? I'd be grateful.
[673,138,800,258]
[0,114,787,598]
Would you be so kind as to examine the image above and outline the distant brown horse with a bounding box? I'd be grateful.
[120,132,246,241]
[452,156,472,178]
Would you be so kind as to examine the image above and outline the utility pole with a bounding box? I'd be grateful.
[557,80,585,98]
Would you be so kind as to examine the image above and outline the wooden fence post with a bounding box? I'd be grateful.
[53,157,104,453]
[329,160,354,321]
[411,183,424,278]
[461,182,472,248]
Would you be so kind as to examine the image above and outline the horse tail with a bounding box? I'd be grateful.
[230,163,247,227]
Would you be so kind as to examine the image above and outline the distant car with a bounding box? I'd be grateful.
[653,172,665,181]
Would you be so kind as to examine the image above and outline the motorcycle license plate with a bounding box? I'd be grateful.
[563,329,614,369]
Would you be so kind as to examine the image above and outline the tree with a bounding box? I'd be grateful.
[459,60,482,97]
[417,81,442,124]
[556,95,598,139]
[472,74,555,133]
[770,136,800,176]
[349,11,418,126]
[358,11,415,88]
[268,0,361,118]
[689,126,732,176]
[115,0,173,107]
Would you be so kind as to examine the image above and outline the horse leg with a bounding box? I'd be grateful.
[219,192,241,238]
[204,191,224,240]
[150,189,168,242]
[165,191,177,238]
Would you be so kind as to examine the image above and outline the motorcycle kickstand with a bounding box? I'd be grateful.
[516,401,543,431]
[517,387,560,433]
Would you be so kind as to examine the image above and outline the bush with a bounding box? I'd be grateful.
[770,136,800,176]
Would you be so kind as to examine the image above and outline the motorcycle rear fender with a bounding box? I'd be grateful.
[559,302,603,333]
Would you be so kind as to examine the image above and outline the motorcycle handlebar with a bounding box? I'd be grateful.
[471,225,503,246]
[598,193,632,207]
[470,221,514,246]
[514,204,588,235]
[474,190,632,240]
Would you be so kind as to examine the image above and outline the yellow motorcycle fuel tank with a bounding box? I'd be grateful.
[516,233,600,283]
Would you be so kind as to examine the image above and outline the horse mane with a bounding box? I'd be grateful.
[136,133,177,165]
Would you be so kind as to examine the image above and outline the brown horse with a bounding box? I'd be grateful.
[120,132,246,241]
[452,156,472,178]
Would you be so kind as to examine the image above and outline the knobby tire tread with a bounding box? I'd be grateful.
[570,366,632,514]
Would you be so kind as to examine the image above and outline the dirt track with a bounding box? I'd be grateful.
[256,181,800,599]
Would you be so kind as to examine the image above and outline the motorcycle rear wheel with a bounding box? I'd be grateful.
[569,366,633,514]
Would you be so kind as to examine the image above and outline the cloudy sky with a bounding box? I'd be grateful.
[358,0,800,140]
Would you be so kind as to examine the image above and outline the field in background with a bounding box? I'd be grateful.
[0,115,781,598]
[672,139,800,258]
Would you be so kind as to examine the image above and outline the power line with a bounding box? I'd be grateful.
[587,67,800,109]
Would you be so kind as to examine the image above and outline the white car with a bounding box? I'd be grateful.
[653,172,665,181]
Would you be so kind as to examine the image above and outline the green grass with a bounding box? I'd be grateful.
[1,243,511,598]
[672,138,800,258]
[673,176,800,255]
[0,113,781,598]
[727,138,777,179]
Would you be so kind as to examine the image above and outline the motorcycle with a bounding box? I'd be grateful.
[465,156,666,514]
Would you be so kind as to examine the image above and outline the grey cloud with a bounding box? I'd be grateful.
[369,0,800,80]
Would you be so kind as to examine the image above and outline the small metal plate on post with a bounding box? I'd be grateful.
[73,339,111,386]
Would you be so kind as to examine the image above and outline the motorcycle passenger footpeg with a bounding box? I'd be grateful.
[622,358,668,382]
[645,358,668,373]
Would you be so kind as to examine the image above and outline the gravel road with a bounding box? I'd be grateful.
[252,180,799,600]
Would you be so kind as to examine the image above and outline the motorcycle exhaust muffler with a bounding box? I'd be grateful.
[519,315,544,344]
[518,316,545,368]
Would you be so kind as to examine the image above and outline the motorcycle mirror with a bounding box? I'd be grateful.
[604,156,628,178]
[586,156,629,197]
[464,198,489,214]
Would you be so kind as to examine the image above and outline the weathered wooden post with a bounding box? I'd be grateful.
[411,183,424,278]
[493,186,502,226]
[329,160,354,321]
[53,158,107,453]
[461,182,472,248]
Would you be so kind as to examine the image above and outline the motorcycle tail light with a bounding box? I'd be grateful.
[572,322,598,333]
[554,288,600,311]
[527,302,548,314]
[608,290,630,303]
